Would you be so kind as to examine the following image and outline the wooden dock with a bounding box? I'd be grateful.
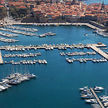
[90,88,104,108]
[0,50,3,64]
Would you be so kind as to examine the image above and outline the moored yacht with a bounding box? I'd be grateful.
[81,93,94,99]
[93,86,104,92]
[99,95,108,100]
[79,86,88,91]
[85,99,97,104]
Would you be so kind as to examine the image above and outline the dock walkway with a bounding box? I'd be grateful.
[90,88,104,108]
[88,44,108,60]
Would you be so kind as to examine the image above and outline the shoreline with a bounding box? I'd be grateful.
[10,22,105,31]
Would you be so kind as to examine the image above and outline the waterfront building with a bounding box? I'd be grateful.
[0,0,5,4]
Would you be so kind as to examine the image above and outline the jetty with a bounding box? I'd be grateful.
[0,43,108,64]
[0,28,37,36]
[4,59,47,65]
[87,44,108,60]
[6,26,38,32]
[0,43,106,51]
[66,57,107,63]
[91,46,108,60]
[3,52,41,58]
[0,50,3,64]
[90,88,104,108]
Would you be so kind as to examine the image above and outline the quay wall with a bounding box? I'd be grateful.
[89,21,105,30]
[11,22,105,31]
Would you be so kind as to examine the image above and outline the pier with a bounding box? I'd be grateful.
[0,43,108,64]
[0,51,3,64]
[0,28,37,36]
[90,88,104,108]
[0,43,107,52]
[87,44,108,60]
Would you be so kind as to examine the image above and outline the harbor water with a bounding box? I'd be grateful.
[0,25,108,108]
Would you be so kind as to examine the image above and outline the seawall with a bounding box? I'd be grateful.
[10,22,106,31]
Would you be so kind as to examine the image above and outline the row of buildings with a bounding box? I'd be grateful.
[0,0,108,24]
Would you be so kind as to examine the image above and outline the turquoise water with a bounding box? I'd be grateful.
[0,25,108,108]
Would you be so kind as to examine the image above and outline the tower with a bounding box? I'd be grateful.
[101,0,105,10]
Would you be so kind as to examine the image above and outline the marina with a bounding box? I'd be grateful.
[80,86,107,108]
[0,27,56,38]
[0,24,108,108]
[0,73,36,92]
[90,88,104,108]
[66,57,107,63]
[0,28,37,36]
[0,0,108,107]
[3,52,41,58]
[0,43,107,65]
[0,37,19,43]
[0,31,17,38]
[4,59,47,65]
[0,43,105,51]
[6,26,38,32]
[60,51,96,56]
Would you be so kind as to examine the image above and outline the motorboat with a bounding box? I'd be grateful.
[100,95,108,100]
[85,99,97,104]
[79,86,88,91]
[94,86,104,91]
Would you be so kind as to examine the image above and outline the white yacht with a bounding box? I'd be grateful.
[100,95,108,100]
[85,99,97,104]
[0,85,7,91]
[94,86,104,91]
[104,102,108,107]
[79,86,88,91]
